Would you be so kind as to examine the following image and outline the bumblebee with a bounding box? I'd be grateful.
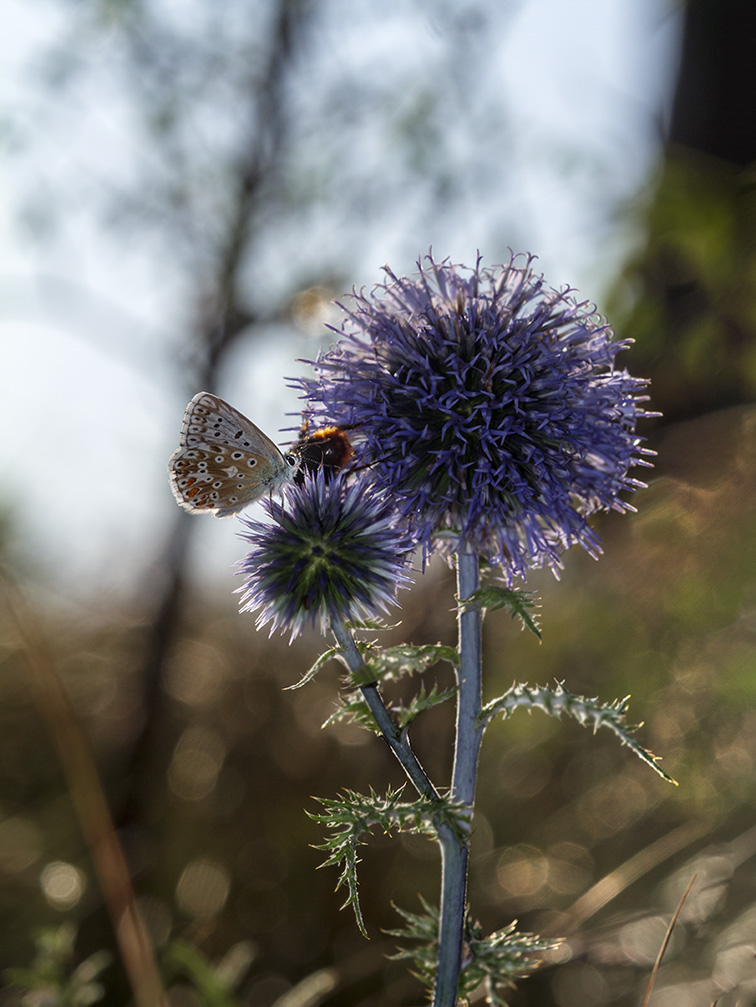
[291,424,354,481]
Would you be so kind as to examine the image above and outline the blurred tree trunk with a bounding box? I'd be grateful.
[612,0,756,425]
[671,0,756,165]
[117,0,312,836]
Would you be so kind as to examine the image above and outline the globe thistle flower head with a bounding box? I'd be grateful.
[297,252,655,580]
[237,472,414,640]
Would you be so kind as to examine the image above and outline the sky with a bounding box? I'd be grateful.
[1,0,681,604]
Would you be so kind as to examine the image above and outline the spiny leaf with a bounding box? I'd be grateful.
[458,586,541,639]
[387,899,558,999]
[463,920,560,1004]
[324,683,455,735]
[288,636,448,692]
[481,682,676,785]
[385,897,440,984]
[286,645,341,690]
[345,618,401,633]
[310,789,467,935]
[310,787,450,840]
[393,681,457,729]
[323,693,380,733]
[310,786,411,938]
[323,645,458,733]
[363,643,459,683]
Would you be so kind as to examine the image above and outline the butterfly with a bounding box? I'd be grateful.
[168,392,353,517]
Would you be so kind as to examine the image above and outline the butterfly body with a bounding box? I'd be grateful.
[169,392,300,516]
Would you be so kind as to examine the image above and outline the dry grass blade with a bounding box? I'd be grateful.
[558,820,708,935]
[641,874,697,1007]
[2,573,167,1007]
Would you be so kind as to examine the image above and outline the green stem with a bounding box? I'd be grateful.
[330,619,439,801]
[452,550,484,805]
[434,548,484,1007]
[331,577,484,1007]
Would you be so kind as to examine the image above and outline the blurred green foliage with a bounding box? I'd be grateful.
[4,923,111,1006]
[610,150,756,423]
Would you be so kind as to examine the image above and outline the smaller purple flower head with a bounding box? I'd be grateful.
[297,252,655,580]
[237,473,414,640]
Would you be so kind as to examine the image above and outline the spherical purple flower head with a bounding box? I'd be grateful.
[237,472,414,640]
[297,252,655,580]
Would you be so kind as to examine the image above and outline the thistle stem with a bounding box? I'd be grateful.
[331,565,484,1007]
[434,548,484,1007]
[330,619,439,801]
[452,549,484,806]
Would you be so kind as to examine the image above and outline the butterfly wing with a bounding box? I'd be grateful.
[168,392,297,516]
[177,392,282,453]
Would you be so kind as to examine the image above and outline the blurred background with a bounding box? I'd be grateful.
[2,0,756,1004]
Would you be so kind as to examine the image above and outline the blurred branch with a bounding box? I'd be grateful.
[194,0,311,387]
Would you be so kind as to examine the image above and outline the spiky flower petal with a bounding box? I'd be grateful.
[297,252,655,579]
[237,473,414,639]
